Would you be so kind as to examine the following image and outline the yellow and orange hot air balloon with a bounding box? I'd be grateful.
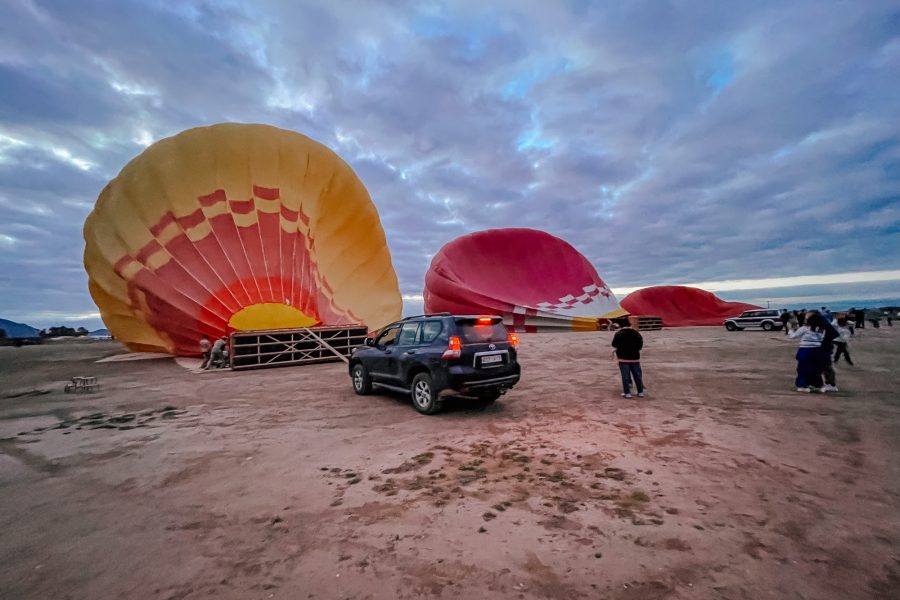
[84,123,401,355]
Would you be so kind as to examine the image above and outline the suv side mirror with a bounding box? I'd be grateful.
[365,338,375,347]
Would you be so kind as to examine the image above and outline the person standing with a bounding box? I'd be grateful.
[865,308,881,329]
[818,312,840,392]
[789,312,825,392]
[199,336,211,369]
[833,318,854,365]
[780,309,792,335]
[788,311,799,332]
[853,308,865,329]
[611,325,644,399]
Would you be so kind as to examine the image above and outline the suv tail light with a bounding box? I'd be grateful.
[442,336,462,359]
[508,332,519,349]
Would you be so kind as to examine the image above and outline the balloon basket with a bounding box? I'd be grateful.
[230,325,368,371]
[628,316,663,331]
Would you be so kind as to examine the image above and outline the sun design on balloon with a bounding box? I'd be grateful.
[116,185,339,338]
[84,123,401,355]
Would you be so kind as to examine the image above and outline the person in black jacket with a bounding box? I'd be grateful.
[816,311,840,392]
[611,325,644,399]
[779,310,791,335]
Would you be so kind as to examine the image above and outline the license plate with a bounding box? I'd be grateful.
[481,355,502,365]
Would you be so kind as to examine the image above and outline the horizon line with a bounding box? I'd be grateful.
[611,269,900,295]
[400,268,900,302]
[5,268,899,326]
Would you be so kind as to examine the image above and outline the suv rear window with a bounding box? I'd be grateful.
[458,323,508,343]
[421,320,443,343]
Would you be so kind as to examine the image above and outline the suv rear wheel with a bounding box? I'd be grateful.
[351,363,372,395]
[411,372,442,415]
[761,321,774,331]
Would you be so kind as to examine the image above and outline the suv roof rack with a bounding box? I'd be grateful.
[401,312,451,321]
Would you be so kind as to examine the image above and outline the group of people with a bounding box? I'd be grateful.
[779,307,836,333]
[195,305,878,392]
[787,307,854,393]
[199,336,228,370]
[848,306,898,328]
[780,306,894,332]
[607,306,866,400]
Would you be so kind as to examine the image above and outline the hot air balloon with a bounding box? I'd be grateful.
[620,286,760,326]
[423,228,625,332]
[84,123,401,355]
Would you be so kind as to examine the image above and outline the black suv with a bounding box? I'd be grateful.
[348,314,521,414]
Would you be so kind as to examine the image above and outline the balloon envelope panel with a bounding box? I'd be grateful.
[424,228,621,332]
[621,286,760,326]
[84,123,401,355]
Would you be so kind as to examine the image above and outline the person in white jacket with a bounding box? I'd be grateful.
[789,312,826,392]
[833,318,853,365]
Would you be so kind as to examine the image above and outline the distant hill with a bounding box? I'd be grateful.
[89,328,111,337]
[0,318,40,338]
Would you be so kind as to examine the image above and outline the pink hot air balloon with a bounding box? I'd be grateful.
[424,228,623,332]
[621,285,760,326]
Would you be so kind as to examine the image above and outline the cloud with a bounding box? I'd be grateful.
[1,0,898,327]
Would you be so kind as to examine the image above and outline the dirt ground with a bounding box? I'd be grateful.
[1,326,898,600]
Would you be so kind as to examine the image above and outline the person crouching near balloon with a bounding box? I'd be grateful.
[199,336,211,369]
[789,312,826,392]
[205,336,228,370]
[611,324,644,399]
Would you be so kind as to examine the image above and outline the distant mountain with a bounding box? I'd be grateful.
[0,318,40,338]
[89,328,111,337]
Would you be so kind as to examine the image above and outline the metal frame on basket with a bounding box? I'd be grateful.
[229,325,368,371]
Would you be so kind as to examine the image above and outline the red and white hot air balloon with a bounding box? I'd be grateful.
[423,228,624,332]
[621,286,760,327]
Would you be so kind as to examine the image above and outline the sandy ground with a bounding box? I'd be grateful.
[1,327,898,600]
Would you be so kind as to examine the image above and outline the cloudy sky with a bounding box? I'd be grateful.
[1,0,899,328]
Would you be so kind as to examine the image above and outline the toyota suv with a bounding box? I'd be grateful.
[724,309,784,331]
[348,314,521,414]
